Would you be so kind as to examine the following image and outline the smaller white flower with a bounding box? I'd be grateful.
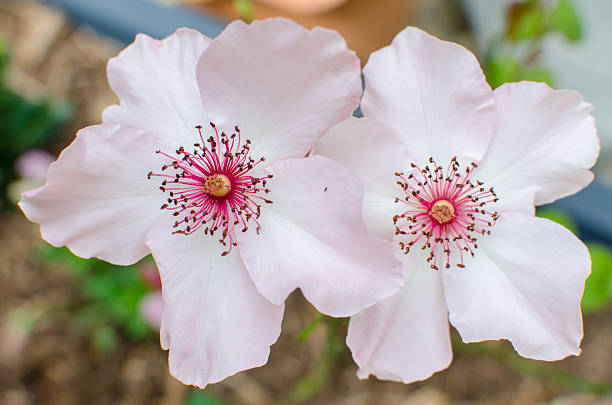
[317,27,600,383]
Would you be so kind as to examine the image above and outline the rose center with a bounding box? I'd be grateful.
[203,173,231,198]
[393,157,499,269]
[429,200,455,224]
[149,123,272,256]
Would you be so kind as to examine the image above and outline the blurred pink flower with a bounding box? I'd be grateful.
[318,27,599,383]
[138,262,162,290]
[7,150,55,205]
[16,149,54,183]
[187,0,349,15]
[19,19,402,388]
[139,291,164,330]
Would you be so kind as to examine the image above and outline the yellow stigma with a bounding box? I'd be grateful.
[203,174,231,197]
[429,200,455,224]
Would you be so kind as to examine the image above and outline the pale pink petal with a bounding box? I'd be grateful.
[316,117,411,240]
[146,224,284,388]
[196,18,361,164]
[361,27,495,166]
[19,124,169,265]
[443,213,589,360]
[475,82,599,206]
[237,156,402,317]
[347,250,452,383]
[360,193,403,241]
[317,117,414,199]
[104,28,211,146]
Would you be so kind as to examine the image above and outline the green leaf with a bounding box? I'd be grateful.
[536,207,577,233]
[182,391,224,405]
[582,243,612,313]
[485,55,521,88]
[550,0,582,41]
[506,1,544,41]
[232,0,253,23]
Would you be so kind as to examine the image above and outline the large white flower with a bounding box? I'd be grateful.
[317,27,600,383]
[19,19,402,387]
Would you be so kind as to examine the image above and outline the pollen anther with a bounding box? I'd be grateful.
[203,174,231,197]
[429,200,455,224]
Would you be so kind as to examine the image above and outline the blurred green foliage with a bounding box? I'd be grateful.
[506,0,581,42]
[183,391,224,405]
[486,0,582,88]
[0,40,71,207]
[454,336,612,396]
[536,207,577,231]
[38,246,154,353]
[550,0,582,41]
[292,316,348,403]
[233,0,254,23]
[298,313,325,342]
[582,244,612,313]
[506,0,544,40]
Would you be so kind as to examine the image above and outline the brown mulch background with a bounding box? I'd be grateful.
[1,1,612,404]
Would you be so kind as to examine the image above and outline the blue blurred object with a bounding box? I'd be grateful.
[551,180,612,245]
[42,0,227,43]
